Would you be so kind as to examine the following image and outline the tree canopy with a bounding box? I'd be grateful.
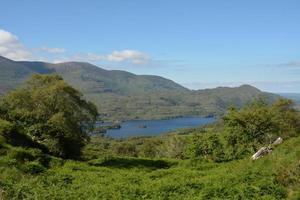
[223,98,300,159]
[0,74,98,158]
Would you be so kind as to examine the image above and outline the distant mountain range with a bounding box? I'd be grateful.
[0,56,278,120]
[279,93,300,104]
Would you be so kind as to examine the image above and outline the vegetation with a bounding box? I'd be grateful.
[0,74,299,199]
[0,74,98,158]
[0,56,278,121]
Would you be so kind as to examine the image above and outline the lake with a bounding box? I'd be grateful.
[99,117,215,138]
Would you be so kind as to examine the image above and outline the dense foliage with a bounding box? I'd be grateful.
[0,74,98,158]
[223,98,300,159]
[0,74,299,199]
[1,133,300,199]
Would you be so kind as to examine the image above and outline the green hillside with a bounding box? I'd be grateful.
[0,56,277,120]
[0,74,299,199]
[1,135,300,199]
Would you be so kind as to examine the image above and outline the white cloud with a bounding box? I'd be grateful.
[53,53,105,63]
[107,49,150,64]
[0,29,151,66]
[0,29,32,60]
[40,46,66,53]
[0,29,67,61]
[54,50,151,65]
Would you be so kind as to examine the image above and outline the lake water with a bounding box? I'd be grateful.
[101,117,215,138]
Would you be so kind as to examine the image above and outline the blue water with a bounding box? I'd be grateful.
[102,117,215,138]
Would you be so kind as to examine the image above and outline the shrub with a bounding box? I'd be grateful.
[113,142,137,157]
[8,148,36,163]
[0,119,14,144]
[162,135,186,159]
[8,147,49,166]
[139,139,162,158]
[48,156,64,168]
[23,161,46,174]
[0,135,6,148]
[188,132,225,162]
[223,99,300,159]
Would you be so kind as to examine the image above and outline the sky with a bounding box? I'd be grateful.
[0,0,300,93]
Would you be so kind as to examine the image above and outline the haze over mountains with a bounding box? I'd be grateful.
[0,56,277,120]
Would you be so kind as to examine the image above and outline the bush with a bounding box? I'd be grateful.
[8,148,36,163]
[139,139,162,158]
[162,135,186,159]
[48,156,64,168]
[113,143,137,157]
[223,99,300,159]
[0,135,6,148]
[0,119,14,144]
[188,132,225,162]
[23,161,46,174]
[8,147,49,167]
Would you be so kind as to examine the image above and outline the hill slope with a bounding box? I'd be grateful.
[1,133,299,199]
[0,56,277,120]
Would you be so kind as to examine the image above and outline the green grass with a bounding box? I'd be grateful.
[1,135,300,199]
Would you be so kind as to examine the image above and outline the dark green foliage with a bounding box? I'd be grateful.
[0,119,14,145]
[22,161,46,174]
[0,74,98,158]
[88,156,176,169]
[0,119,45,150]
[224,98,300,159]
[188,132,225,162]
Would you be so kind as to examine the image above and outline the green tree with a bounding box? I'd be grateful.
[223,98,300,159]
[271,98,300,138]
[0,74,98,158]
[188,132,224,162]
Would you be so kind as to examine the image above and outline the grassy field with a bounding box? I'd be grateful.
[1,135,299,199]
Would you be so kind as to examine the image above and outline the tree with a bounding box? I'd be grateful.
[271,98,300,138]
[0,74,98,158]
[188,132,224,162]
[223,98,300,159]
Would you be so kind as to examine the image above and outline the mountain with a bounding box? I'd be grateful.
[279,93,300,110]
[279,93,300,104]
[0,56,278,120]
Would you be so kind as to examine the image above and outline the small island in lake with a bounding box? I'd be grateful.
[138,124,147,128]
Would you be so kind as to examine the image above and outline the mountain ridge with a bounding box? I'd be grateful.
[0,56,278,120]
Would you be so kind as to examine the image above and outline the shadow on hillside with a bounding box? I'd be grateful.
[88,157,176,169]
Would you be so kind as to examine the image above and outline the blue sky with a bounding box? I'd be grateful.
[0,0,300,92]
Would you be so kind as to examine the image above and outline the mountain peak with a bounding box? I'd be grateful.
[0,55,14,63]
[0,55,278,120]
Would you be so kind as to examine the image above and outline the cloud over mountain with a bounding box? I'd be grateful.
[0,28,150,65]
[0,29,32,60]
[107,50,149,64]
